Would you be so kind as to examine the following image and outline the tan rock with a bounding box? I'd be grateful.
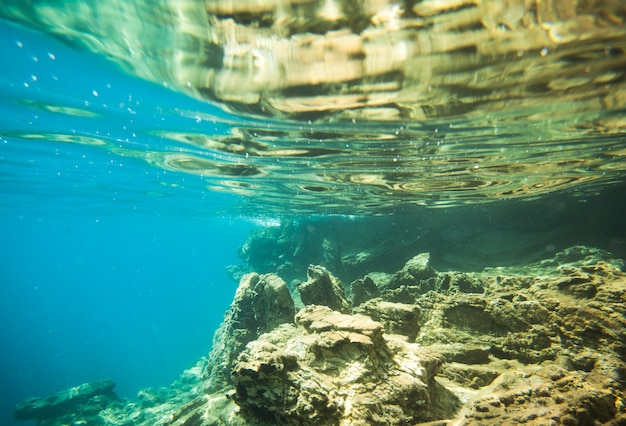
[297,265,351,313]
[355,298,421,342]
[231,305,458,425]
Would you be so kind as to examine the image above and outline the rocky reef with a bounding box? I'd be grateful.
[15,246,626,425]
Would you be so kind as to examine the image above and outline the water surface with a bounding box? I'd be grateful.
[2,1,625,214]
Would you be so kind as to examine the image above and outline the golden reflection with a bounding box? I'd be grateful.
[2,0,624,122]
[2,131,108,146]
[1,0,625,212]
[19,99,101,118]
[148,152,265,178]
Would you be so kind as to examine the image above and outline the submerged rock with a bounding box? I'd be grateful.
[233,217,426,284]
[355,298,421,342]
[387,252,437,289]
[14,379,118,423]
[15,246,626,425]
[231,305,459,425]
[350,274,382,307]
[204,272,295,392]
[297,265,351,314]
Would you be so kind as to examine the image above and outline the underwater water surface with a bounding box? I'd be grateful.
[1,1,626,425]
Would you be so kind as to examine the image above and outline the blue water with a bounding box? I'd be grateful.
[0,19,256,426]
[0,214,252,425]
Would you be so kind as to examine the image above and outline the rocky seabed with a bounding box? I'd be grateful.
[15,246,626,425]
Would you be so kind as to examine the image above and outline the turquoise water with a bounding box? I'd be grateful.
[0,20,256,426]
[0,19,247,216]
[1,5,626,426]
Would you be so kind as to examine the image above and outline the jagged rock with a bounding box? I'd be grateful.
[387,253,437,290]
[231,305,460,425]
[380,272,486,301]
[350,274,382,307]
[204,272,295,392]
[412,253,626,424]
[355,298,421,342]
[251,273,297,331]
[14,379,118,422]
[15,246,626,426]
[430,272,485,294]
[297,265,351,314]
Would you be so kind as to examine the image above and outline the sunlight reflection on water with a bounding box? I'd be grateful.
[1,1,625,214]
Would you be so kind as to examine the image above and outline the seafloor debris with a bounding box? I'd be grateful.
[15,246,626,425]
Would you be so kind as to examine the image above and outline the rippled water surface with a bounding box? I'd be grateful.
[1,0,626,214]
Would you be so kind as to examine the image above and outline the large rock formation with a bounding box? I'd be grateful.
[231,305,459,425]
[15,246,626,425]
[233,217,424,284]
[204,272,295,392]
[230,196,626,283]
